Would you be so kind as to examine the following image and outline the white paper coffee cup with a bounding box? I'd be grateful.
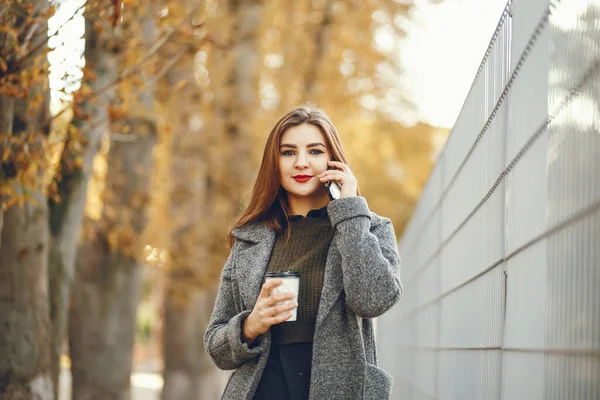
[264,271,300,322]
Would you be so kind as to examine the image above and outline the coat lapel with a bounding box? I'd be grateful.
[315,236,344,330]
[231,223,276,311]
[231,221,359,329]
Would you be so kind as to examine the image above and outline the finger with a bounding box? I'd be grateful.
[259,278,283,299]
[319,170,343,177]
[262,278,283,290]
[327,160,352,173]
[270,292,296,303]
[269,312,293,325]
[258,296,292,315]
[260,301,296,319]
[318,169,344,177]
[319,172,344,182]
[261,297,273,309]
[259,307,279,318]
[318,168,342,177]
[272,301,298,315]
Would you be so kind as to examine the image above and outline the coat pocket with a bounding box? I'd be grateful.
[230,276,243,314]
[363,363,393,399]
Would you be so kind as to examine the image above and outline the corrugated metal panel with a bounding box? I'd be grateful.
[377,0,600,398]
[544,7,600,387]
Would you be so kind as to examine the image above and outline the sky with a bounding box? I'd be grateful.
[390,0,508,128]
[47,0,508,129]
[47,0,85,115]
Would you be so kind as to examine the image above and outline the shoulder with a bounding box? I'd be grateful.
[231,221,275,245]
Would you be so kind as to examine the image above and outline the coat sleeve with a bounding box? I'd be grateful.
[204,248,269,370]
[327,196,403,318]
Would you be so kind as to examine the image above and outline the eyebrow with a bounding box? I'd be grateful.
[279,142,326,149]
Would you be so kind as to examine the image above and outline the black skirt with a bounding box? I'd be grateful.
[253,342,313,400]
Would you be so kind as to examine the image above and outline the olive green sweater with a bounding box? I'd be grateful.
[266,207,334,344]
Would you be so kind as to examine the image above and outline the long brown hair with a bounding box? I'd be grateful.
[227,102,357,248]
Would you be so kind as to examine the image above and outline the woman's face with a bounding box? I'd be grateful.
[278,123,332,200]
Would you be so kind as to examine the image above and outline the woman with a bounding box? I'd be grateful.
[204,103,402,400]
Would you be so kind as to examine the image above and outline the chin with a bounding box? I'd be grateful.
[289,190,316,198]
[286,186,319,198]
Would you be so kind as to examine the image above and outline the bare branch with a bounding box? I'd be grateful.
[150,47,189,84]
[16,1,45,45]
[48,2,87,37]
[19,21,43,56]
[18,0,105,65]
[119,16,189,78]
[108,132,139,142]
[168,34,229,50]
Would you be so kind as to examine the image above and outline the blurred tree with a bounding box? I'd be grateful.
[303,0,333,99]
[344,117,438,236]
[159,0,262,397]
[47,2,120,395]
[0,0,54,398]
[206,0,263,276]
[67,3,159,398]
[158,21,216,400]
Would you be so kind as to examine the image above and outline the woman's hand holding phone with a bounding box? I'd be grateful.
[242,278,298,345]
[318,160,358,199]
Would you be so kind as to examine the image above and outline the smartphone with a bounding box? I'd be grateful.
[324,166,341,200]
[325,180,341,200]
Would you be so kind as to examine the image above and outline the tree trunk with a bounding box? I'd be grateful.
[303,0,333,99]
[69,126,156,400]
[161,289,230,400]
[0,193,53,399]
[0,95,15,145]
[0,93,14,209]
[208,0,262,241]
[69,230,143,400]
[0,95,12,257]
[48,15,118,396]
[225,0,261,180]
[161,1,261,398]
[68,4,158,396]
[69,232,140,400]
[160,46,222,400]
[0,0,53,397]
[276,0,298,113]
[216,0,261,221]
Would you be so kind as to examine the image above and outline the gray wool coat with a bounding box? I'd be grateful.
[204,196,402,399]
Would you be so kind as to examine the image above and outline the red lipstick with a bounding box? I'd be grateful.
[293,175,313,183]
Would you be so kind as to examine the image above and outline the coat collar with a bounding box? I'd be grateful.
[231,222,276,311]
[231,221,274,243]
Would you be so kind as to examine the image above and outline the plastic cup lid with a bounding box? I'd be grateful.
[265,270,300,278]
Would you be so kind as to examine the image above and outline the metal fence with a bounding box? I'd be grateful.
[378,0,600,399]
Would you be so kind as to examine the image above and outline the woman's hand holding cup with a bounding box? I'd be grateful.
[242,278,298,345]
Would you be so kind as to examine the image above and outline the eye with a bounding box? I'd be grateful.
[281,150,295,156]
[309,149,324,155]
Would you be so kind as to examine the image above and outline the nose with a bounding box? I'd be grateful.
[295,152,308,169]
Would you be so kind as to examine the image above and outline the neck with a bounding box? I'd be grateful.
[287,190,330,217]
